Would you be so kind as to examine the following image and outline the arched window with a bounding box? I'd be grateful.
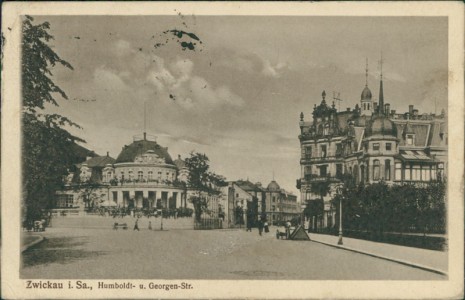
[385,160,391,181]
[107,171,112,182]
[128,171,133,180]
[121,172,125,182]
[373,160,380,181]
[323,124,330,136]
[138,171,143,181]
[148,171,153,181]
[367,103,370,110]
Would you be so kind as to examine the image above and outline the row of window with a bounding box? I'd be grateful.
[303,137,417,159]
[103,171,176,182]
[56,194,74,208]
[371,142,392,151]
[303,144,343,159]
[305,161,444,183]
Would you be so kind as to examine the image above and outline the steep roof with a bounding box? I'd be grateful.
[116,139,174,164]
[393,121,430,147]
[428,120,447,147]
[81,155,116,168]
[236,180,263,192]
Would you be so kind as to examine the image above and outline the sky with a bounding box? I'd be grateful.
[36,15,448,196]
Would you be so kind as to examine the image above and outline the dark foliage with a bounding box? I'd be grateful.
[331,176,447,236]
[22,16,82,222]
[184,152,226,222]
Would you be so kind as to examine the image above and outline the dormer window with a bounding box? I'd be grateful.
[406,134,415,146]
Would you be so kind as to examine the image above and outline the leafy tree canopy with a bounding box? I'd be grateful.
[22,16,81,222]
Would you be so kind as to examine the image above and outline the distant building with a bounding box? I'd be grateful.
[223,179,299,227]
[297,64,448,231]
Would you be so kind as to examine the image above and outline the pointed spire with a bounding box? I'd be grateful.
[365,57,369,87]
[143,101,147,140]
[378,52,384,115]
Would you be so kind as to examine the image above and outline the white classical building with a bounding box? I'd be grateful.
[57,133,192,212]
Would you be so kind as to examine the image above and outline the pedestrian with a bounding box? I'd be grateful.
[134,218,139,231]
[148,221,152,230]
[285,220,291,239]
[264,220,269,233]
[258,219,263,236]
[246,219,252,232]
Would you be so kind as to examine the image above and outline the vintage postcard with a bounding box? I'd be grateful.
[1,2,464,299]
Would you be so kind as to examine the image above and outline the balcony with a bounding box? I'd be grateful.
[300,156,343,163]
[301,173,342,184]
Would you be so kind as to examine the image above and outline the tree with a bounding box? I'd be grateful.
[184,152,226,222]
[72,179,105,210]
[305,180,331,230]
[22,16,83,222]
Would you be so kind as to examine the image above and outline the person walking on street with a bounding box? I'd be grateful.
[258,219,263,236]
[264,220,269,233]
[246,219,252,232]
[148,221,152,230]
[134,218,140,231]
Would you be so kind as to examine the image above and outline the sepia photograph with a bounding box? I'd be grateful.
[2,2,464,299]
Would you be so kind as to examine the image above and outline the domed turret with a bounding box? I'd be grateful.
[365,115,398,138]
[267,180,281,191]
[361,86,372,100]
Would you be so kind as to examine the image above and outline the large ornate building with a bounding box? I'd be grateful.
[297,65,448,230]
[56,133,214,214]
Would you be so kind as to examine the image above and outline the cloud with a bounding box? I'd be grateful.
[262,60,288,78]
[94,67,129,91]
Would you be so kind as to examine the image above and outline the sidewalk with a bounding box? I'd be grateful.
[309,232,448,275]
[21,233,45,252]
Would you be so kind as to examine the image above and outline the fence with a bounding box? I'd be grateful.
[194,218,223,230]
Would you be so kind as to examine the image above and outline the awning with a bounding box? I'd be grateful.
[398,150,434,162]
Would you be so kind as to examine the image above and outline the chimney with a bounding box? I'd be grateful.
[347,107,350,112]
[178,154,181,159]
[385,103,390,116]
[409,105,414,115]
[143,132,147,140]
[106,151,109,157]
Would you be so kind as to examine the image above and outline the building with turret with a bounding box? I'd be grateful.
[297,61,448,231]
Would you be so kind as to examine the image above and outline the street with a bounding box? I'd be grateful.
[21,227,445,280]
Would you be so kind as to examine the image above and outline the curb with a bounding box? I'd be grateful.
[21,235,45,252]
[310,239,448,276]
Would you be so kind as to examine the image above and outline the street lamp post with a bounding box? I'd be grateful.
[301,203,306,227]
[337,191,343,245]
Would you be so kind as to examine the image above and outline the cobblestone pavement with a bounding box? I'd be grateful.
[21,227,446,280]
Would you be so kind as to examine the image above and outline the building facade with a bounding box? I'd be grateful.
[56,133,225,218]
[223,179,299,227]
[297,69,448,230]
